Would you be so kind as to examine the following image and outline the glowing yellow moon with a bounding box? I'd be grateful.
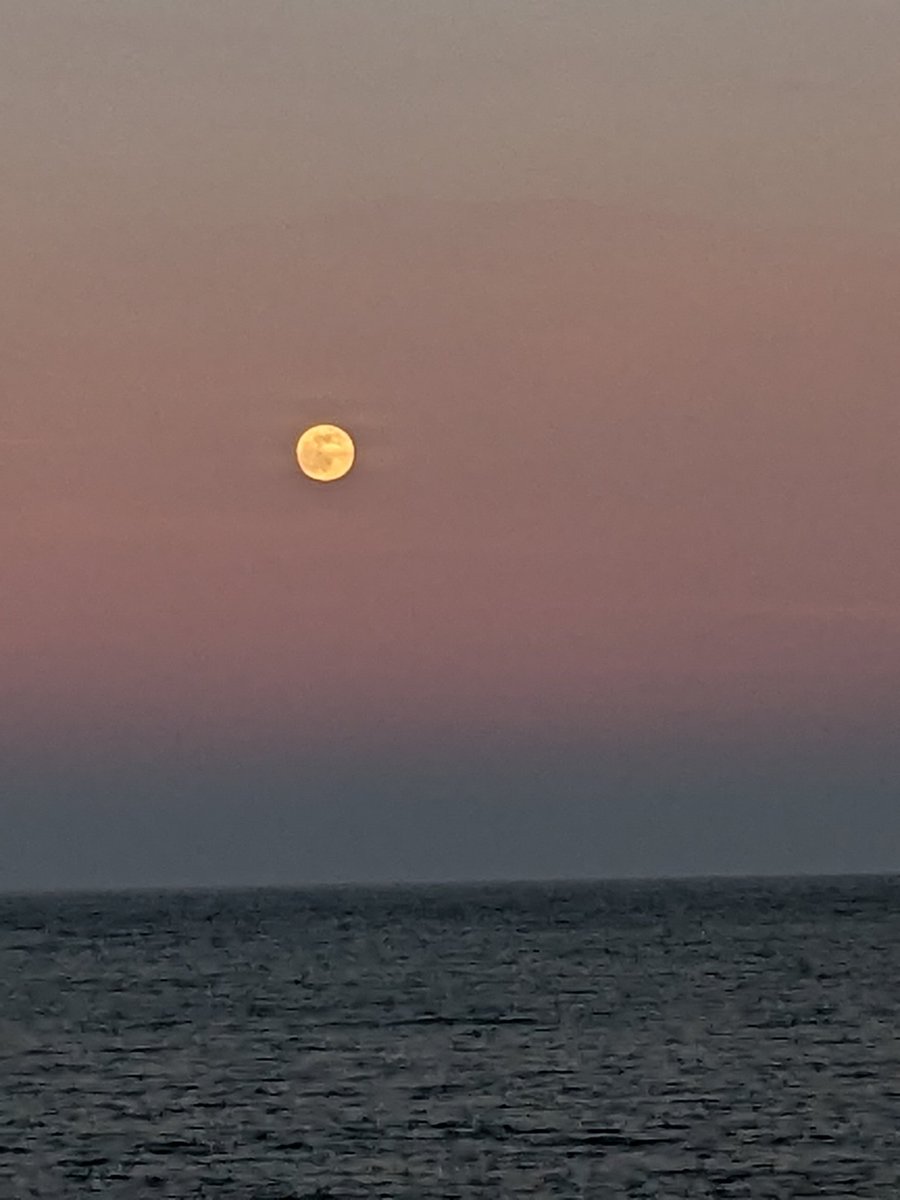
[295,424,356,482]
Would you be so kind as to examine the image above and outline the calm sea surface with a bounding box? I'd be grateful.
[1,877,898,1198]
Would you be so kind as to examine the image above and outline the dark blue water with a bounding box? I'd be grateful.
[1,876,899,1198]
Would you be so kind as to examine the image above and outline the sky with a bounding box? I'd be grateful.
[2,0,899,890]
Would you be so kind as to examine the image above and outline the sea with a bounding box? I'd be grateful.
[1,876,898,1199]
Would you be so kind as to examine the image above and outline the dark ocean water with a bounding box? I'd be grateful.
[1,876,899,1199]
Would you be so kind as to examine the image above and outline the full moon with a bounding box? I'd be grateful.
[295,424,356,482]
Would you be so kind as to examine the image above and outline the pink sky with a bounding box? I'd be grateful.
[2,2,899,884]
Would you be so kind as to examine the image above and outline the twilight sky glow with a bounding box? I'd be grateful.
[2,1,899,889]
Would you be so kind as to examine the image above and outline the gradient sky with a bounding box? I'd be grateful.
[3,1,899,890]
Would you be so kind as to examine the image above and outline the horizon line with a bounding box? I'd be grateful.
[3,866,897,901]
